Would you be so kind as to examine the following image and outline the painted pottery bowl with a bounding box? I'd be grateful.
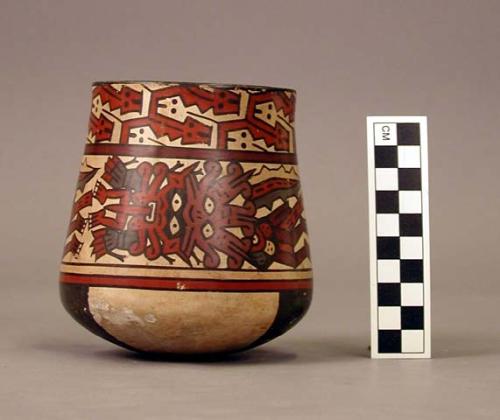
[60,81,312,354]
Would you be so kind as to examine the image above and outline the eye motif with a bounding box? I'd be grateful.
[91,96,103,117]
[203,197,215,214]
[171,193,182,212]
[202,223,214,239]
[264,240,275,255]
[170,216,180,235]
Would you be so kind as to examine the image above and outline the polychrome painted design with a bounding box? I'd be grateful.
[87,81,295,152]
[61,82,311,292]
[60,82,312,354]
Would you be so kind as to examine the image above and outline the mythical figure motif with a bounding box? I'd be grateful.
[64,83,309,272]
[65,157,309,271]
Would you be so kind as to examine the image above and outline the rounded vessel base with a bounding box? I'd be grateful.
[60,283,312,356]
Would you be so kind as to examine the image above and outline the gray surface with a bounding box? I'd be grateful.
[1,0,500,418]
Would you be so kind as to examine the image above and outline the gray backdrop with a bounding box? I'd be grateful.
[1,0,499,418]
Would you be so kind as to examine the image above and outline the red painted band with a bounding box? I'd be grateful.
[84,144,298,164]
[63,261,312,273]
[60,273,312,292]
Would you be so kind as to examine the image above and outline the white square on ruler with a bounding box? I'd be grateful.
[375,168,398,190]
[401,283,424,306]
[377,260,400,283]
[376,214,399,236]
[402,330,424,353]
[399,191,422,213]
[400,237,423,259]
[374,123,397,145]
[378,307,401,329]
[398,146,421,168]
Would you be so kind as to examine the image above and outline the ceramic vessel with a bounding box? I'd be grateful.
[60,81,312,354]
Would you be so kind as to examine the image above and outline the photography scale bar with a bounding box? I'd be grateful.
[367,116,431,359]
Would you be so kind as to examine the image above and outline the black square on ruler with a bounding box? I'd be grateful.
[375,146,398,167]
[397,123,420,145]
[399,214,423,236]
[400,260,423,282]
[398,168,421,190]
[378,330,402,353]
[378,283,401,306]
[401,307,424,329]
[376,191,399,213]
[377,237,400,259]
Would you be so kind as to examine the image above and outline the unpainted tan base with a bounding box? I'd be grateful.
[88,288,279,354]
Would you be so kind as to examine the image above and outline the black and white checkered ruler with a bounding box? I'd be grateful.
[367,116,431,359]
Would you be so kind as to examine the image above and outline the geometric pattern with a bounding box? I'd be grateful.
[60,82,312,293]
[87,81,296,153]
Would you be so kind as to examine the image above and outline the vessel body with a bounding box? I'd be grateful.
[60,81,312,354]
